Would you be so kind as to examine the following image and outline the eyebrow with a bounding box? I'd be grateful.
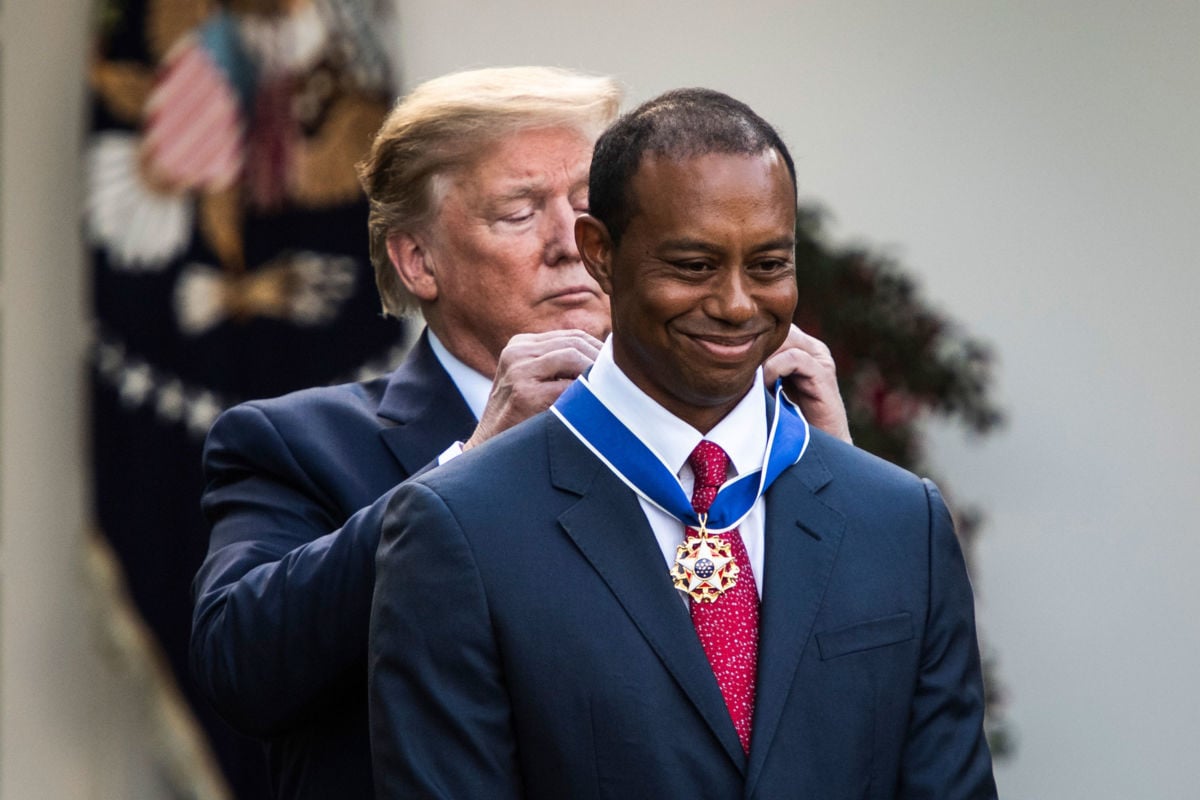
[658,235,796,253]
[489,183,542,204]
[490,176,589,205]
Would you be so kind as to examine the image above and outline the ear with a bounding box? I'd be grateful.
[386,232,438,302]
[575,214,615,295]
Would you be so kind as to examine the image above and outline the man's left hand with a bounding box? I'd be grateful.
[763,325,852,444]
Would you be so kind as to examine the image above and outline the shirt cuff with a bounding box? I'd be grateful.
[436,441,465,466]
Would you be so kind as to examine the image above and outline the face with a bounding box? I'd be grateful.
[416,126,609,376]
[579,150,797,433]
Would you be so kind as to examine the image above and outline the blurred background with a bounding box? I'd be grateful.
[2,1,1197,798]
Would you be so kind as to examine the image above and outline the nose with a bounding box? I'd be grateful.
[542,196,582,266]
[708,266,757,325]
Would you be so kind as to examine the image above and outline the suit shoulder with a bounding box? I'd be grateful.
[244,374,389,419]
[204,376,397,479]
[212,375,390,436]
[805,427,929,496]
[414,413,554,494]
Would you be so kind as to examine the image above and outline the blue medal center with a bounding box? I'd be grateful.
[694,558,715,579]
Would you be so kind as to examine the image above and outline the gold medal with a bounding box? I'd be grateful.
[671,515,739,603]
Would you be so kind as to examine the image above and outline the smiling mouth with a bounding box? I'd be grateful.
[685,332,764,360]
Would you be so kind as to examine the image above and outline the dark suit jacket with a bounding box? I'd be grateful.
[191,333,476,799]
[369,404,996,799]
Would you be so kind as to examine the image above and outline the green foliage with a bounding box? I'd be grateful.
[793,205,1002,473]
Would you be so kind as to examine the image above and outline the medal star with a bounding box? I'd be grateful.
[677,539,733,593]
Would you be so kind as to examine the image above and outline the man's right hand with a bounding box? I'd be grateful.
[463,330,603,451]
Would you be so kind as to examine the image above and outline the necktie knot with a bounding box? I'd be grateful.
[688,440,730,515]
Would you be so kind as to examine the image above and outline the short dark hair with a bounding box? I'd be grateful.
[587,88,797,245]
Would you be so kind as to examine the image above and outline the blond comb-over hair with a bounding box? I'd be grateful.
[357,66,622,317]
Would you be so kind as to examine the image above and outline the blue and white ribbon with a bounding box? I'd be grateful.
[551,377,810,533]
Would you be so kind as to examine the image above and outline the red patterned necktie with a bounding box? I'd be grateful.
[687,439,759,754]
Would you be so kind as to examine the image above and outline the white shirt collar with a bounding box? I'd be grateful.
[427,328,491,422]
[586,337,768,478]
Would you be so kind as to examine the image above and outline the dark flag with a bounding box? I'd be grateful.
[86,1,404,795]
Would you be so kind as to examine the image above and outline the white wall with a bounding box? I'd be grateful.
[0,2,98,797]
[392,2,1199,798]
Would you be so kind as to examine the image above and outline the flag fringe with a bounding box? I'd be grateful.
[84,529,232,800]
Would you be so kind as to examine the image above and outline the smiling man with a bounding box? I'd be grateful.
[193,68,853,799]
[369,89,996,798]
[587,147,799,432]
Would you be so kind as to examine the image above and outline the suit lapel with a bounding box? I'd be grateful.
[376,331,477,476]
[547,420,748,774]
[745,442,845,794]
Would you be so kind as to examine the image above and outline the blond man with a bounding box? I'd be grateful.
[192,67,847,799]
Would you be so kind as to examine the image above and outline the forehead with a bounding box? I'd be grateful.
[625,150,795,234]
[458,126,592,194]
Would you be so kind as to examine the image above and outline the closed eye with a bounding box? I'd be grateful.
[500,210,535,224]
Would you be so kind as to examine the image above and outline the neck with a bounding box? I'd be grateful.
[609,352,750,435]
[422,313,499,380]
[677,400,743,436]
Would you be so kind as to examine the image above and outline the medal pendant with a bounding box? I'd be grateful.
[671,517,739,603]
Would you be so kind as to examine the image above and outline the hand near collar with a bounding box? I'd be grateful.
[764,324,852,444]
[464,329,602,451]
[464,324,851,452]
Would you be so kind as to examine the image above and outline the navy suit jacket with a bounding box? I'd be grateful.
[192,333,476,799]
[370,404,996,798]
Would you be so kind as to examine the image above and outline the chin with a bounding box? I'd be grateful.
[581,317,612,339]
[558,307,610,337]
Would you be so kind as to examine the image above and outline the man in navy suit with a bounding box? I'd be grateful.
[192,69,851,798]
[369,88,996,798]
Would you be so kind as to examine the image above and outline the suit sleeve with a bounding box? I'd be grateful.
[370,480,522,799]
[898,480,998,799]
[190,403,410,737]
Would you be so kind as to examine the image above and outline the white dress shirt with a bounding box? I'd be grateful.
[586,338,768,599]
[427,329,491,420]
[427,329,492,464]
